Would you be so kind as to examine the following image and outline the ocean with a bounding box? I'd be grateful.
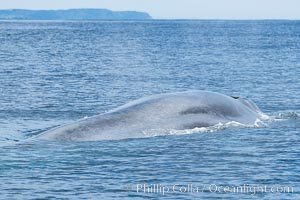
[0,20,299,199]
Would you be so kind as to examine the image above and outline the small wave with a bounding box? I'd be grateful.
[161,111,299,137]
[260,111,300,124]
[167,121,261,136]
[276,111,299,120]
[0,135,21,142]
[139,118,269,138]
[24,126,59,137]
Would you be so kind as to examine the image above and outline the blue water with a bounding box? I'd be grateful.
[0,20,300,199]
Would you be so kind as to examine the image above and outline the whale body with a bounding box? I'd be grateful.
[37,91,264,141]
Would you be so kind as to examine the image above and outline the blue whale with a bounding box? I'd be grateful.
[37,91,264,141]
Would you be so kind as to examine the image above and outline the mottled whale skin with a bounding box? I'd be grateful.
[37,91,263,141]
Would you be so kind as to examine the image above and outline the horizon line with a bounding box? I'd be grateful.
[0,8,300,20]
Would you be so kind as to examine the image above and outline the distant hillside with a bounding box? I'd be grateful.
[0,9,152,20]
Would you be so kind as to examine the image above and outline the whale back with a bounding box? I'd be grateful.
[37,91,262,141]
[110,91,259,120]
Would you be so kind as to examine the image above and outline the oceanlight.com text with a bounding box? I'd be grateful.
[124,183,294,196]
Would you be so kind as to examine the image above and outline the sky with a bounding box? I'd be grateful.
[0,0,300,19]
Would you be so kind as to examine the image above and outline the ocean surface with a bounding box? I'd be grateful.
[0,20,299,199]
